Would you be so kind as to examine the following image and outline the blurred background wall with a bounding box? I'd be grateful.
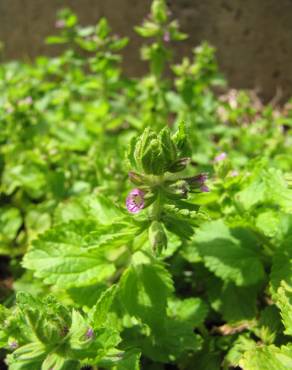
[0,0,291,101]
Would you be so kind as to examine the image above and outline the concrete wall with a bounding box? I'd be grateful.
[0,0,291,100]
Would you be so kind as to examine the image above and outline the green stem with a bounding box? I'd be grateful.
[151,190,162,221]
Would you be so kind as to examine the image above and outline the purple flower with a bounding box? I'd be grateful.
[163,31,170,42]
[214,152,227,163]
[9,341,18,350]
[86,328,94,340]
[200,185,210,193]
[55,19,65,29]
[183,173,210,193]
[184,173,208,186]
[194,173,208,185]
[6,106,14,114]
[126,189,145,213]
[230,170,239,177]
[18,96,33,106]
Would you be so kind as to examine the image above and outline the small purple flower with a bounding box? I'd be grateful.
[6,106,14,114]
[163,31,170,42]
[184,173,208,186]
[183,173,210,193]
[18,96,33,106]
[214,152,227,163]
[195,173,208,185]
[86,328,94,340]
[126,189,145,213]
[55,19,65,29]
[9,341,18,350]
[230,170,239,177]
[200,184,210,193]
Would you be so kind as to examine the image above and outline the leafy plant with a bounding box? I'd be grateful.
[0,0,292,369]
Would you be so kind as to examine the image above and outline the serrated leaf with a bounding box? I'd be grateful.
[236,166,292,212]
[135,318,202,363]
[271,244,292,295]
[68,309,121,363]
[208,279,258,323]
[0,207,22,242]
[4,292,122,369]
[16,292,71,345]
[240,344,292,370]
[193,220,265,286]
[41,353,79,370]
[119,252,173,333]
[6,342,46,370]
[224,335,258,368]
[274,282,292,336]
[23,220,136,288]
[113,349,141,370]
[91,285,117,327]
[168,297,208,327]
[67,284,107,308]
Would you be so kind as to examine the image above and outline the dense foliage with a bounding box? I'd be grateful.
[0,1,292,369]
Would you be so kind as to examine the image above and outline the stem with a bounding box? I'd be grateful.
[151,190,162,221]
[148,175,165,221]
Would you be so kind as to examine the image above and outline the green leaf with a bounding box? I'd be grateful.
[240,344,292,370]
[113,349,141,370]
[135,22,160,38]
[119,252,173,333]
[224,335,258,368]
[41,353,79,370]
[254,305,283,344]
[67,284,107,308]
[172,122,191,157]
[0,207,22,242]
[16,292,71,345]
[68,309,120,362]
[134,318,202,363]
[193,220,265,286]
[274,282,292,336]
[236,166,292,212]
[271,244,292,294]
[22,220,135,288]
[6,342,46,370]
[207,278,258,323]
[151,0,168,23]
[83,194,126,225]
[91,285,117,328]
[168,297,208,328]
[221,283,257,323]
[256,210,281,238]
[4,292,122,369]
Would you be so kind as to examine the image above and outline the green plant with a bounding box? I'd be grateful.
[0,1,292,369]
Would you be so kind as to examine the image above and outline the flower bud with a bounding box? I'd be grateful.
[183,173,210,193]
[85,328,94,340]
[172,122,192,157]
[151,0,168,23]
[167,180,189,198]
[128,172,146,186]
[214,152,227,163]
[159,127,177,166]
[149,221,168,254]
[141,140,166,175]
[168,157,190,173]
[133,127,157,171]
